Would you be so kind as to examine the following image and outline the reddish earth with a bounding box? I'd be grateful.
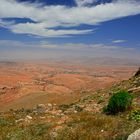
[0,61,138,111]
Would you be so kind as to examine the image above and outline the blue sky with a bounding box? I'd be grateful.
[0,0,140,60]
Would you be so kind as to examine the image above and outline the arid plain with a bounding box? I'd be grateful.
[0,60,138,111]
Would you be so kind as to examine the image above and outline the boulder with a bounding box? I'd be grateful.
[135,68,140,77]
[127,129,140,140]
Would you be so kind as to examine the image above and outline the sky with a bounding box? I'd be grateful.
[0,0,140,60]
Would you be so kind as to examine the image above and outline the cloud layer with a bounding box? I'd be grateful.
[0,0,140,37]
[0,39,138,59]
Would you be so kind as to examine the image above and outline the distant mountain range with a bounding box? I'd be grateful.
[0,57,140,66]
[40,57,140,66]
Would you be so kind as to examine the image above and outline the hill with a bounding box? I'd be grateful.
[0,67,140,139]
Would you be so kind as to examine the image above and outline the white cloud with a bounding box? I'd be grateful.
[0,0,140,37]
[112,40,126,43]
[10,22,93,37]
[75,0,98,7]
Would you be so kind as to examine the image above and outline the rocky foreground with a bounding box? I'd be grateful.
[0,68,140,140]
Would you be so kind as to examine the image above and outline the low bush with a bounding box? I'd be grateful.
[104,90,133,115]
[0,117,10,127]
[59,104,71,111]
[74,105,83,112]
[128,109,140,122]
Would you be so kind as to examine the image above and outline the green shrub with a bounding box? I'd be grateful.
[74,105,83,112]
[59,104,70,112]
[97,96,104,104]
[104,90,133,115]
[0,117,9,126]
[128,109,140,122]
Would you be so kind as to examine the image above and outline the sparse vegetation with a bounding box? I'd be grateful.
[128,109,140,122]
[0,122,53,140]
[56,111,140,140]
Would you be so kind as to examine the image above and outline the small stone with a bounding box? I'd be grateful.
[48,103,53,107]
[58,110,62,113]
[101,129,104,132]
[40,116,46,119]
[60,113,65,116]
[15,118,24,123]
[74,110,78,113]
[47,103,53,110]
[26,115,32,120]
